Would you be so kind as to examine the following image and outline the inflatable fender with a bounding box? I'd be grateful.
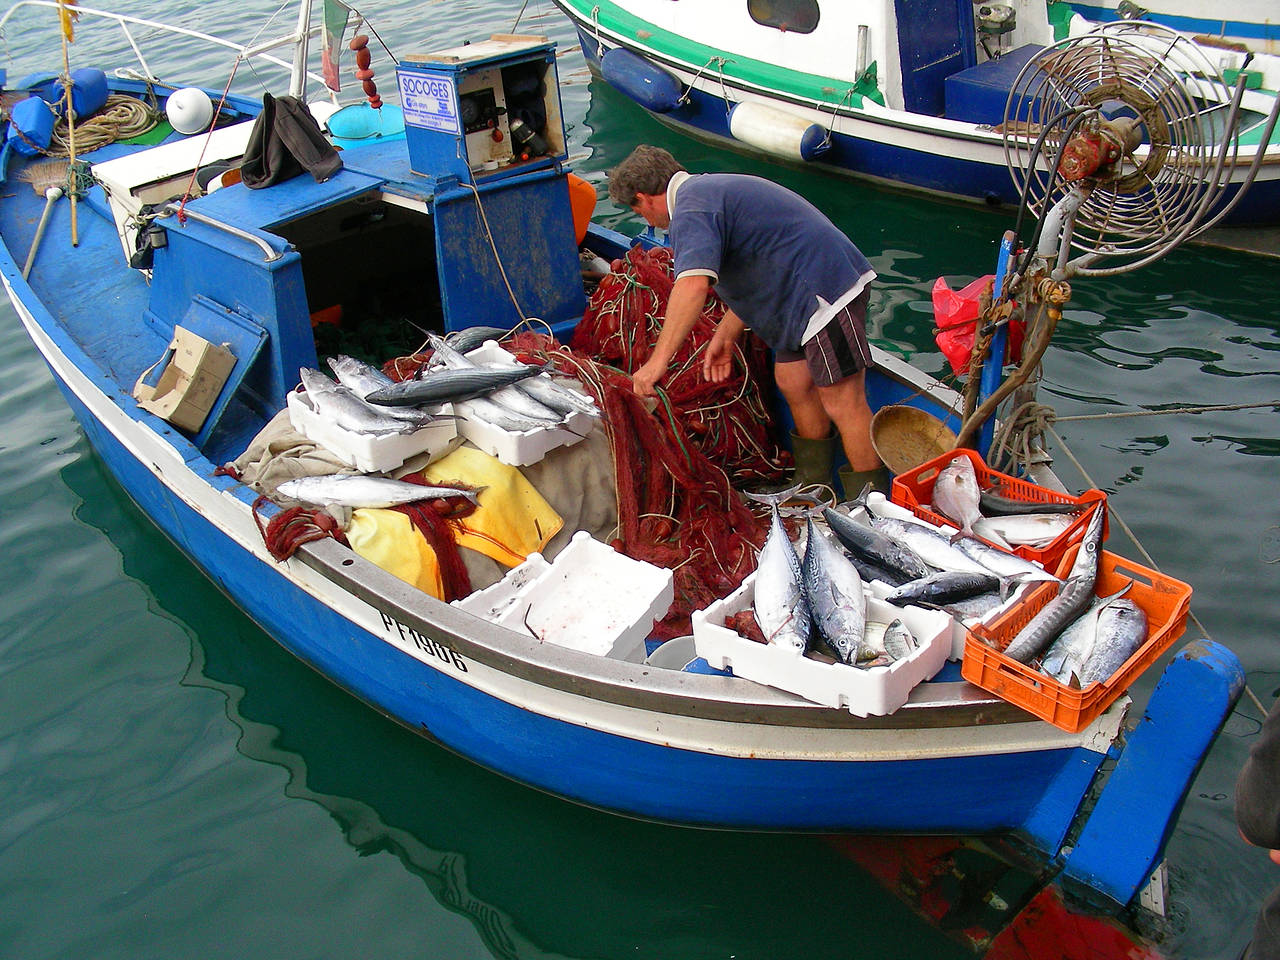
[601,48,683,113]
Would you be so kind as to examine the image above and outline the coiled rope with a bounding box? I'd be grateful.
[45,93,159,156]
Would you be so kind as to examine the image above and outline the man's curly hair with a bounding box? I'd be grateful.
[607,144,686,207]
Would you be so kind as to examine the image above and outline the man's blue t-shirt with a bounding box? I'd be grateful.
[668,173,875,351]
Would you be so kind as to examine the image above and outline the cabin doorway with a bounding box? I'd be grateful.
[895,0,978,116]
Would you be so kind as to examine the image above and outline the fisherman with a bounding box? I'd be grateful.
[607,144,889,495]
[1237,696,1280,960]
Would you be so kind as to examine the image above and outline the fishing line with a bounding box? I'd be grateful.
[1051,401,1280,421]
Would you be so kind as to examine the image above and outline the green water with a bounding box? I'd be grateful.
[1,2,1277,957]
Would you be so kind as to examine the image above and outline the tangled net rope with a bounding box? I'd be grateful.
[47,93,160,156]
[571,246,791,487]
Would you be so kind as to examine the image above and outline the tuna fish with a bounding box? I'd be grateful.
[298,368,426,435]
[801,517,867,665]
[1001,506,1106,663]
[821,507,933,582]
[1040,585,1132,683]
[276,474,483,508]
[886,570,1000,607]
[1077,598,1147,687]
[752,498,811,654]
[980,490,1084,517]
[364,364,543,406]
[425,333,564,423]
[325,356,439,426]
[952,534,1059,584]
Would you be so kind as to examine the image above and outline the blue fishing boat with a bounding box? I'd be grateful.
[0,0,1255,931]
[550,0,1280,226]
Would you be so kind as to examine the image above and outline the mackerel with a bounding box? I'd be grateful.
[886,570,1000,607]
[326,356,439,426]
[1041,585,1131,683]
[867,516,995,577]
[980,490,1084,517]
[952,535,1059,584]
[425,334,563,423]
[1078,598,1147,687]
[1001,507,1106,663]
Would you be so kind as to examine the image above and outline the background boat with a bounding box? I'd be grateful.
[1065,0,1280,53]
[550,0,1280,226]
[0,1,1274,960]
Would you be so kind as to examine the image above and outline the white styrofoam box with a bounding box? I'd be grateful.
[455,342,599,467]
[489,531,673,661]
[287,387,457,474]
[450,552,551,621]
[691,572,951,717]
[645,635,697,670]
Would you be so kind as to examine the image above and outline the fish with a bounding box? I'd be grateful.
[751,496,811,654]
[866,516,996,577]
[425,333,564,423]
[821,507,934,582]
[941,590,1008,620]
[276,473,483,508]
[1077,598,1148,687]
[1041,585,1132,683]
[325,356,440,426]
[973,513,1076,549]
[931,455,984,539]
[801,517,867,665]
[444,325,514,353]
[845,551,912,588]
[886,570,1001,606]
[363,364,543,406]
[298,368,423,435]
[446,337,599,417]
[952,535,1060,584]
[853,618,918,667]
[880,619,919,660]
[980,490,1084,517]
[1001,507,1106,663]
[452,397,552,433]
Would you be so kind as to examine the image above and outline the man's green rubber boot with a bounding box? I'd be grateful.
[790,430,836,489]
[838,464,892,499]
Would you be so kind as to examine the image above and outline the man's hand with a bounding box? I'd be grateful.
[702,311,746,383]
[632,358,666,397]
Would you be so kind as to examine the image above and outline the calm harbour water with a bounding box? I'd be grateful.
[0,1,1277,957]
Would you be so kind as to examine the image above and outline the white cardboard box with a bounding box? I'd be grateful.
[287,387,457,474]
[691,573,951,717]
[456,343,599,467]
[455,531,673,662]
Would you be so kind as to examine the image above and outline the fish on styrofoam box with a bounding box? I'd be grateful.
[852,495,1047,659]
[456,342,599,467]
[468,531,673,662]
[286,387,458,474]
[691,573,951,717]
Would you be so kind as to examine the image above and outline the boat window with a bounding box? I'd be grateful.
[747,0,819,34]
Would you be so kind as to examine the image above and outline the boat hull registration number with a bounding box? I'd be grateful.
[379,612,468,672]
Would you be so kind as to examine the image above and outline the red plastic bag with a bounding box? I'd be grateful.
[932,275,1024,377]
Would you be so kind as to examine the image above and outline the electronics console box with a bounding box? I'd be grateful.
[397,35,569,184]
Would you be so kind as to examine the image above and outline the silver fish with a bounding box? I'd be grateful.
[1078,598,1148,687]
[452,341,599,417]
[942,591,1008,620]
[325,356,438,427]
[753,503,811,654]
[801,517,866,664]
[980,490,1083,517]
[867,516,995,577]
[857,618,917,666]
[973,513,1075,549]
[364,364,542,406]
[1041,585,1132,683]
[881,619,918,660]
[298,368,420,435]
[931,455,983,539]
[953,535,1059,584]
[822,507,933,582]
[276,474,483,508]
[444,325,514,353]
[1002,507,1106,663]
[452,396,550,433]
[426,334,564,423]
[886,570,1000,606]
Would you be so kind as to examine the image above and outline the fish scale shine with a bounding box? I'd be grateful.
[753,505,810,654]
[802,517,867,664]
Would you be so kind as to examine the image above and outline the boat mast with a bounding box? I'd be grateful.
[289,0,314,99]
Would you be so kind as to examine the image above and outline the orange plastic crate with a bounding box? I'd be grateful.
[891,448,1108,570]
[962,548,1192,732]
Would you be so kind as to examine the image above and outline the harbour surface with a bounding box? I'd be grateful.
[0,1,1277,957]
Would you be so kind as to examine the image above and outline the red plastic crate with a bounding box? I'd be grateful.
[962,548,1192,733]
[891,448,1108,571]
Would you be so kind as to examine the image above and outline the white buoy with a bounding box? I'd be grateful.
[728,102,828,161]
[166,87,214,135]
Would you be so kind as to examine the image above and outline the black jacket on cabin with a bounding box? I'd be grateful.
[240,93,342,189]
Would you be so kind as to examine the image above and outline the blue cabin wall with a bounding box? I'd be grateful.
[145,218,314,416]
[895,0,979,116]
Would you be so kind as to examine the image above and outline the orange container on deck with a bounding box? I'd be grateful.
[891,448,1108,571]
[963,547,1192,733]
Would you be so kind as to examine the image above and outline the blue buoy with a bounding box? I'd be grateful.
[52,67,108,120]
[7,96,55,157]
[601,48,683,113]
